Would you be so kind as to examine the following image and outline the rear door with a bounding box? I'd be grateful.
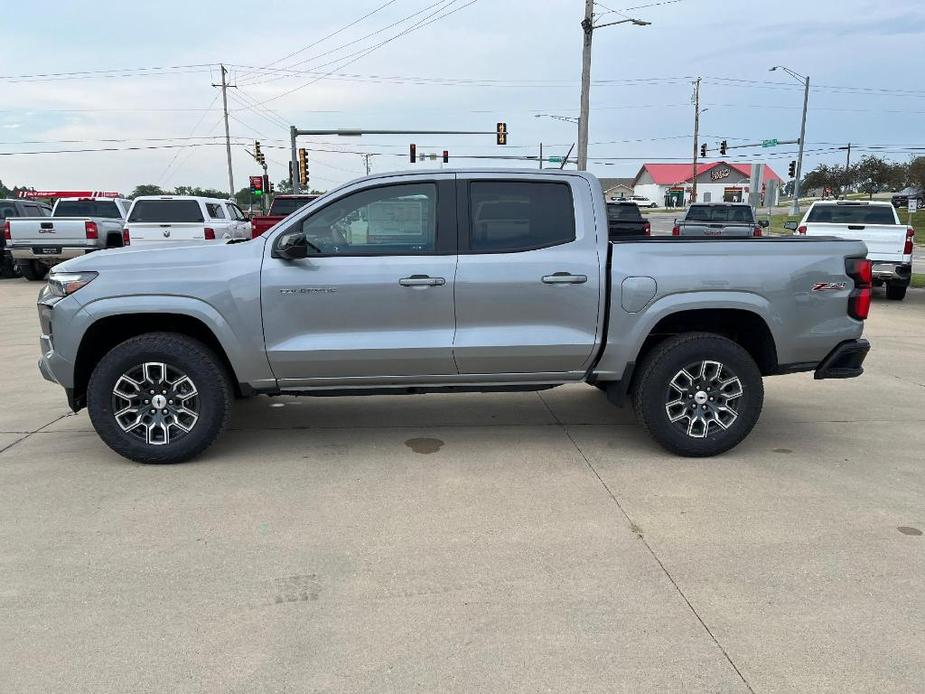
[261,176,458,384]
[453,175,603,376]
[126,199,206,245]
[804,204,906,261]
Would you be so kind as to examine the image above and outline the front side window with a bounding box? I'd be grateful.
[229,204,246,221]
[468,181,575,252]
[300,183,436,255]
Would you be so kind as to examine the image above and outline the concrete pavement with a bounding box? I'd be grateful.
[1,278,923,693]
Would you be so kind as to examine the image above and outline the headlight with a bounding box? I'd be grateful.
[39,271,98,305]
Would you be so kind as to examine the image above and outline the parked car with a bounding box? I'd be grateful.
[672,202,767,237]
[6,197,130,281]
[251,194,319,237]
[1,199,53,278]
[605,201,651,239]
[123,196,251,247]
[890,187,923,208]
[627,195,658,208]
[786,200,914,300]
[38,170,871,464]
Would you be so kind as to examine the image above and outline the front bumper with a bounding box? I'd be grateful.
[814,339,870,380]
[10,243,97,261]
[871,262,911,285]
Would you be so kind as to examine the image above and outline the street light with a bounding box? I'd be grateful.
[770,65,810,215]
[577,1,651,171]
[534,113,580,125]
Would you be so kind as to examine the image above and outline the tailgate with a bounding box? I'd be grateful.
[10,217,89,242]
[680,222,753,237]
[126,222,208,245]
[805,223,906,261]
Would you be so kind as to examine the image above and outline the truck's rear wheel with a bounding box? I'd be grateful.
[886,283,907,301]
[87,333,233,464]
[633,333,764,457]
[18,260,47,281]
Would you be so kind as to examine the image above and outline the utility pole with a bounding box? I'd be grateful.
[691,77,701,206]
[844,142,851,169]
[577,0,594,171]
[539,142,543,169]
[290,126,300,193]
[213,64,235,199]
[791,74,810,215]
[363,154,371,176]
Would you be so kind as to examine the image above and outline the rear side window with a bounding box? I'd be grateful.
[54,200,123,219]
[686,205,754,222]
[205,203,226,219]
[806,205,897,225]
[606,204,643,221]
[128,200,204,223]
[468,181,575,252]
[0,204,17,219]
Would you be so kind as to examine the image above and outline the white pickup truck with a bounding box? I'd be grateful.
[6,197,131,280]
[787,200,914,300]
[123,196,251,247]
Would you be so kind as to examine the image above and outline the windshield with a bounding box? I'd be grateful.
[607,204,643,221]
[270,197,317,216]
[686,205,754,223]
[54,200,123,219]
[128,200,204,223]
[806,205,897,225]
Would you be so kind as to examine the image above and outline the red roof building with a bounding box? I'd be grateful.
[631,161,783,207]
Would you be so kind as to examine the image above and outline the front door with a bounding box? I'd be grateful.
[453,176,603,376]
[261,178,458,386]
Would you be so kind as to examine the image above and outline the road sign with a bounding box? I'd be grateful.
[547,156,562,164]
[910,198,919,214]
[761,138,779,148]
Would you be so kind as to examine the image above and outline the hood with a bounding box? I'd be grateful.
[54,238,265,274]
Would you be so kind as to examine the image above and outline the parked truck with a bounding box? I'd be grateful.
[250,194,320,237]
[672,202,768,237]
[1,199,53,277]
[37,170,871,464]
[7,197,130,280]
[786,200,914,300]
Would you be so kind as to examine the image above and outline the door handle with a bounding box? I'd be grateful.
[542,272,588,285]
[399,274,446,287]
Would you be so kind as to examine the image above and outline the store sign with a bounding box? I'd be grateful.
[18,190,122,199]
[710,167,731,181]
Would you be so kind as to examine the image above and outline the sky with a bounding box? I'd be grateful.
[1,0,924,195]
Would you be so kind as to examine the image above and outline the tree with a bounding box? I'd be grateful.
[802,163,857,198]
[907,156,925,192]
[129,184,165,198]
[855,156,906,199]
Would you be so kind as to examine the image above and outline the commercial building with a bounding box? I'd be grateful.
[631,162,783,207]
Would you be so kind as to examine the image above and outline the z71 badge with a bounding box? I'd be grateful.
[811,282,847,292]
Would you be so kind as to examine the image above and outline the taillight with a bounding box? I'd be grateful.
[84,220,98,239]
[671,224,680,236]
[753,226,763,237]
[797,225,807,235]
[643,221,651,236]
[122,227,131,246]
[846,257,872,320]
[904,227,914,255]
[204,227,216,240]
[3,220,10,241]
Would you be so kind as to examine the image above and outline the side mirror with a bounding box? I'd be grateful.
[272,231,309,260]
[783,221,798,231]
[759,219,770,228]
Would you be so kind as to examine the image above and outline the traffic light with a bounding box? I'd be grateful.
[249,175,264,197]
[442,150,449,164]
[254,140,263,166]
[496,122,508,146]
[720,140,727,155]
[298,148,308,187]
[262,173,270,196]
[409,143,417,163]
[700,143,707,158]
[788,160,797,178]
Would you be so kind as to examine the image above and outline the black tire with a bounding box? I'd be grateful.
[18,260,47,281]
[87,332,233,464]
[886,283,907,301]
[0,251,21,278]
[632,332,764,457]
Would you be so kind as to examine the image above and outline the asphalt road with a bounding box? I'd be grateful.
[1,278,923,692]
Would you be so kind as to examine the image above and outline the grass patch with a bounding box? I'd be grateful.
[912,274,925,289]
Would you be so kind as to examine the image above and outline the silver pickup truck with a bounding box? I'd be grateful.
[8,197,131,280]
[36,170,872,464]
[673,202,768,237]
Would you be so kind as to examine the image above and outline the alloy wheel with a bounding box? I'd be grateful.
[111,362,199,446]
[664,360,744,438]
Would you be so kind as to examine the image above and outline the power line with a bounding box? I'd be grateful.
[0,63,217,83]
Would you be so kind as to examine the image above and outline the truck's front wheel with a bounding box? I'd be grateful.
[633,333,764,457]
[87,333,233,464]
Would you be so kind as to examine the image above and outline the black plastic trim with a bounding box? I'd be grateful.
[814,339,870,380]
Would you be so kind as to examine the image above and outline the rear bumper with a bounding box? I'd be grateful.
[814,339,870,380]
[10,243,97,261]
[871,262,911,285]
